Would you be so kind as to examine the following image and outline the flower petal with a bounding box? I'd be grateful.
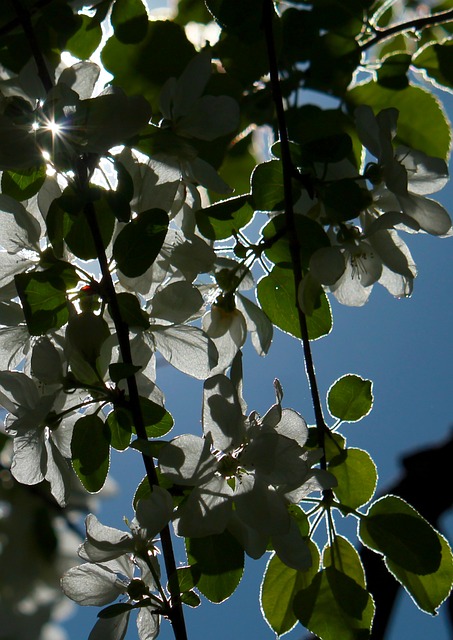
[159,434,216,486]
[61,563,126,606]
[174,476,233,537]
[136,486,174,538]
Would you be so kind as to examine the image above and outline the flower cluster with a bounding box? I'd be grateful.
[307,105,452,306]
[159,374,334,570]
[61,487,173,640]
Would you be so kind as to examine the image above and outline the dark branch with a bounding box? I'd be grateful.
[261,0,329,470]
[8,0,53,93]
[360,8,453,53]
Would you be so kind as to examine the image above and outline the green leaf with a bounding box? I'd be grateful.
[261,541,320,636]
[180,590,201,607]
[71,415,111,492]
[112,292,150,329]
[288,504,310,538]
[327,374,373,422]
[196,194,252,240]
[2,164,46,201]
[65,192,116,261]
[186,530,244,603]
[359,496,442,575]
[377,53,411,90]
[111,0,148,44]
[107,407,132,451]
[139,397,174,438]
[107,158,134,223]
[347,81,451,161]
[329,448,377,509]
[322,179,372,222]
[386,532,453,614]
[175,565,201,592]
[323,536,367,588]
[65,312,111,385]
[98,602,134,619]
[257,266,332,340]
[251,160,286,211]
[65,14,103,59]
[46,187,115,261]
[413,42,453,94]
[261,213,330,269]
[109,363,142,383]
[113,208,169,278]
[14,267,73,336]
[293,566,374,640]
[102,21,195,112]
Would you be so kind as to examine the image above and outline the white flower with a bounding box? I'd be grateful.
[79,488,174,563]
[309,221,417,307]
[156,49,240,193]
[202,296,247,372]
[61,554,160,640]
[0,369,73,505]
[61,506,169,640]
[356,105,452,236]
[159,375,333,568]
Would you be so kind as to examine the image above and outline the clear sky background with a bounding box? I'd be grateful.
[62,3,453,639]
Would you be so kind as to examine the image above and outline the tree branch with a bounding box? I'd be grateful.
[261,0,328,471]
[9,0,53,93]
[360,7,453,53]
[79,171,188,640]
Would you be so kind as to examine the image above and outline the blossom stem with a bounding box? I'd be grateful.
[360,7,453,53]
[261,0,329,472]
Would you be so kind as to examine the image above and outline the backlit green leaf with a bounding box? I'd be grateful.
[107,407,132,451]
[359,496,442,575]
[2,165,46,201]
[113,208,169,278]
[293,566,374,640]
[111,0,148,44]
[261,541,320,636]
[186,530,244,603]
[71,415,111,492]
[65,14,102,60]
[348,81,451,161]
[196,194,252,240]
[15,267,73,336]
[257,266,332,340]
[327,374,373,422]
[329,448,377,509]
[386,532,453,614]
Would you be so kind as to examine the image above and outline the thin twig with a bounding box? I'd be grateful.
[261,0,328,471]
[360,7,453,53]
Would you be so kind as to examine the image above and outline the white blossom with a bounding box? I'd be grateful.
[159,375,334,568]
